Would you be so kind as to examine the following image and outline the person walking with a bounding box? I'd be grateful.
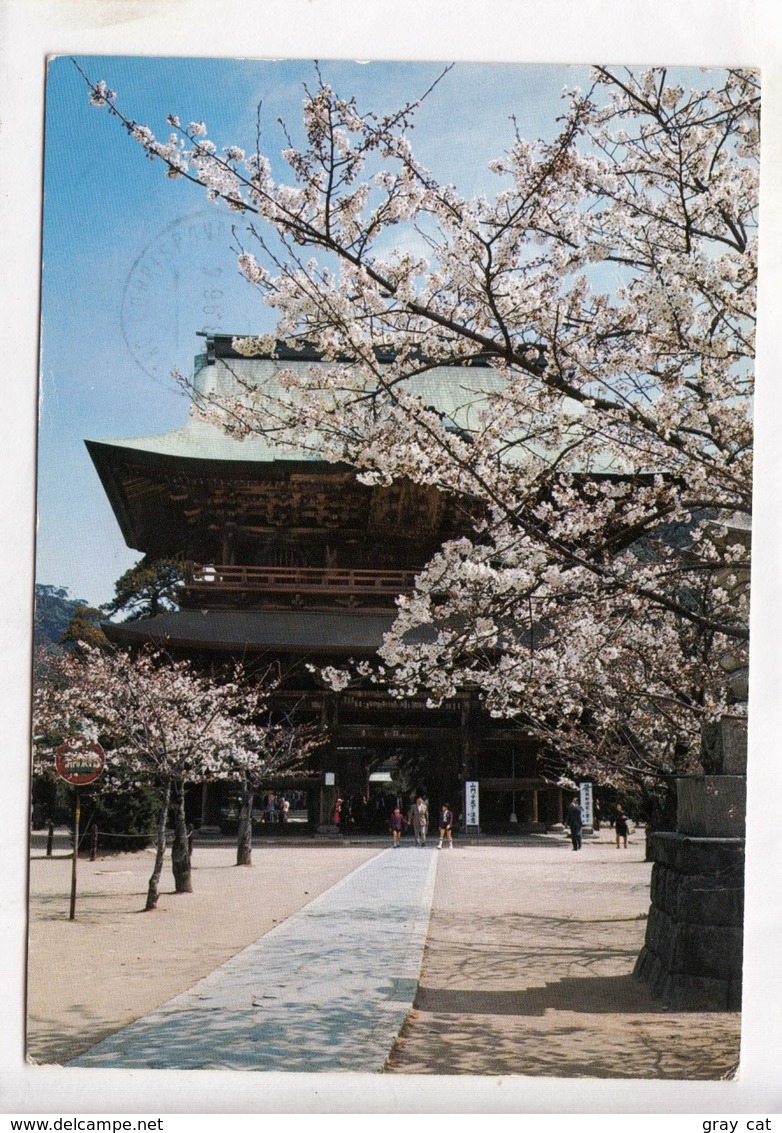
[408,796,429,846]
[565,797,583,851]
[615,804,629,848]
[341,795,353,833]
[389,806,405,847]
[437,803,454,849]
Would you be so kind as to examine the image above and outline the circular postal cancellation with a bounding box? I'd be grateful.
[121,209,243,384]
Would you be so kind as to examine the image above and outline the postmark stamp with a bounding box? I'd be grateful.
[121,208,244,385]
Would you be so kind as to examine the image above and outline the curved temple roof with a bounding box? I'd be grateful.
[87,337,520,465]
[103,607,435,655]
[85,334,624,554]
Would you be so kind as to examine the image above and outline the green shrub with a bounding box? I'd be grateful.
[78,787,161,853]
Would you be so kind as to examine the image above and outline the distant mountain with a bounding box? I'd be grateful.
[33,584,102,652]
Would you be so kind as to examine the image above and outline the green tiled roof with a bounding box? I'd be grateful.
[87,340,623,474]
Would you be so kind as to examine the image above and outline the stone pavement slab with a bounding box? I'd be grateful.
[27,843,380,1064]
[70,846,437,1072]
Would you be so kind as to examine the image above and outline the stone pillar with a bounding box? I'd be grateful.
[634,715,746,1010]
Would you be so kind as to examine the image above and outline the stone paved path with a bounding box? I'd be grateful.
[70,846,437,1072]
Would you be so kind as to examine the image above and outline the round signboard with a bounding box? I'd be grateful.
[55,738,106,786]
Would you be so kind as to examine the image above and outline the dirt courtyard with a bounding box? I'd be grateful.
[27,833,740,1077]
[385,841,741,1078]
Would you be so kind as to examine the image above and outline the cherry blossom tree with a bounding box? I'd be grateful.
[81,64,757,802]
[229,714,323,866]
[33,645,279,909]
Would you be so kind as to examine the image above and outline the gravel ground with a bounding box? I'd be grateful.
[386,838,741,1078]
[27,832,741,1078]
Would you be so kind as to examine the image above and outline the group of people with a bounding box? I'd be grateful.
[261,793,293,824]
[333,793,376,831]
[389,797,454,850]
[566,799,631,851]
[339,790,633,851]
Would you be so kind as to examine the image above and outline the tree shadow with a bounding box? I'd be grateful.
[415,972,658,1016]
[27,1016,127,1066]
[64,997,409,1072]
[387,1008,741,1079]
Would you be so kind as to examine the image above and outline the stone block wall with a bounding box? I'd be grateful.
[675,776,746,838]
[700,713,748,775]
[634,831,744,1010]
[634,714,746,1011]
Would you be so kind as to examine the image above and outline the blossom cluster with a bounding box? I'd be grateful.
[32,646,313,789]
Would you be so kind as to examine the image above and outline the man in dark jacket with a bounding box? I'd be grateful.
[566,797,583,851]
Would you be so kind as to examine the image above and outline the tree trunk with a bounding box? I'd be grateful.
[145,780,171,911]
[236,781,254,866]
[171,781,193,893]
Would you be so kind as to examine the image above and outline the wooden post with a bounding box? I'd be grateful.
[46,820,54,858]
[555,788,564,824]
[69,789,80,921]
[89,822,98,861]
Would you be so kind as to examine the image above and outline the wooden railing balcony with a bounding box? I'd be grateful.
[183,562,420,599]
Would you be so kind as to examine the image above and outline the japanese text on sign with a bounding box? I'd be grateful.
[465,780,480,826]
[579,781,594,827]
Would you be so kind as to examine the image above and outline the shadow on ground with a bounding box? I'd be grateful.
[415,972,654,1016]
[386,852,741,1079]
[388,1005,741,1078]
